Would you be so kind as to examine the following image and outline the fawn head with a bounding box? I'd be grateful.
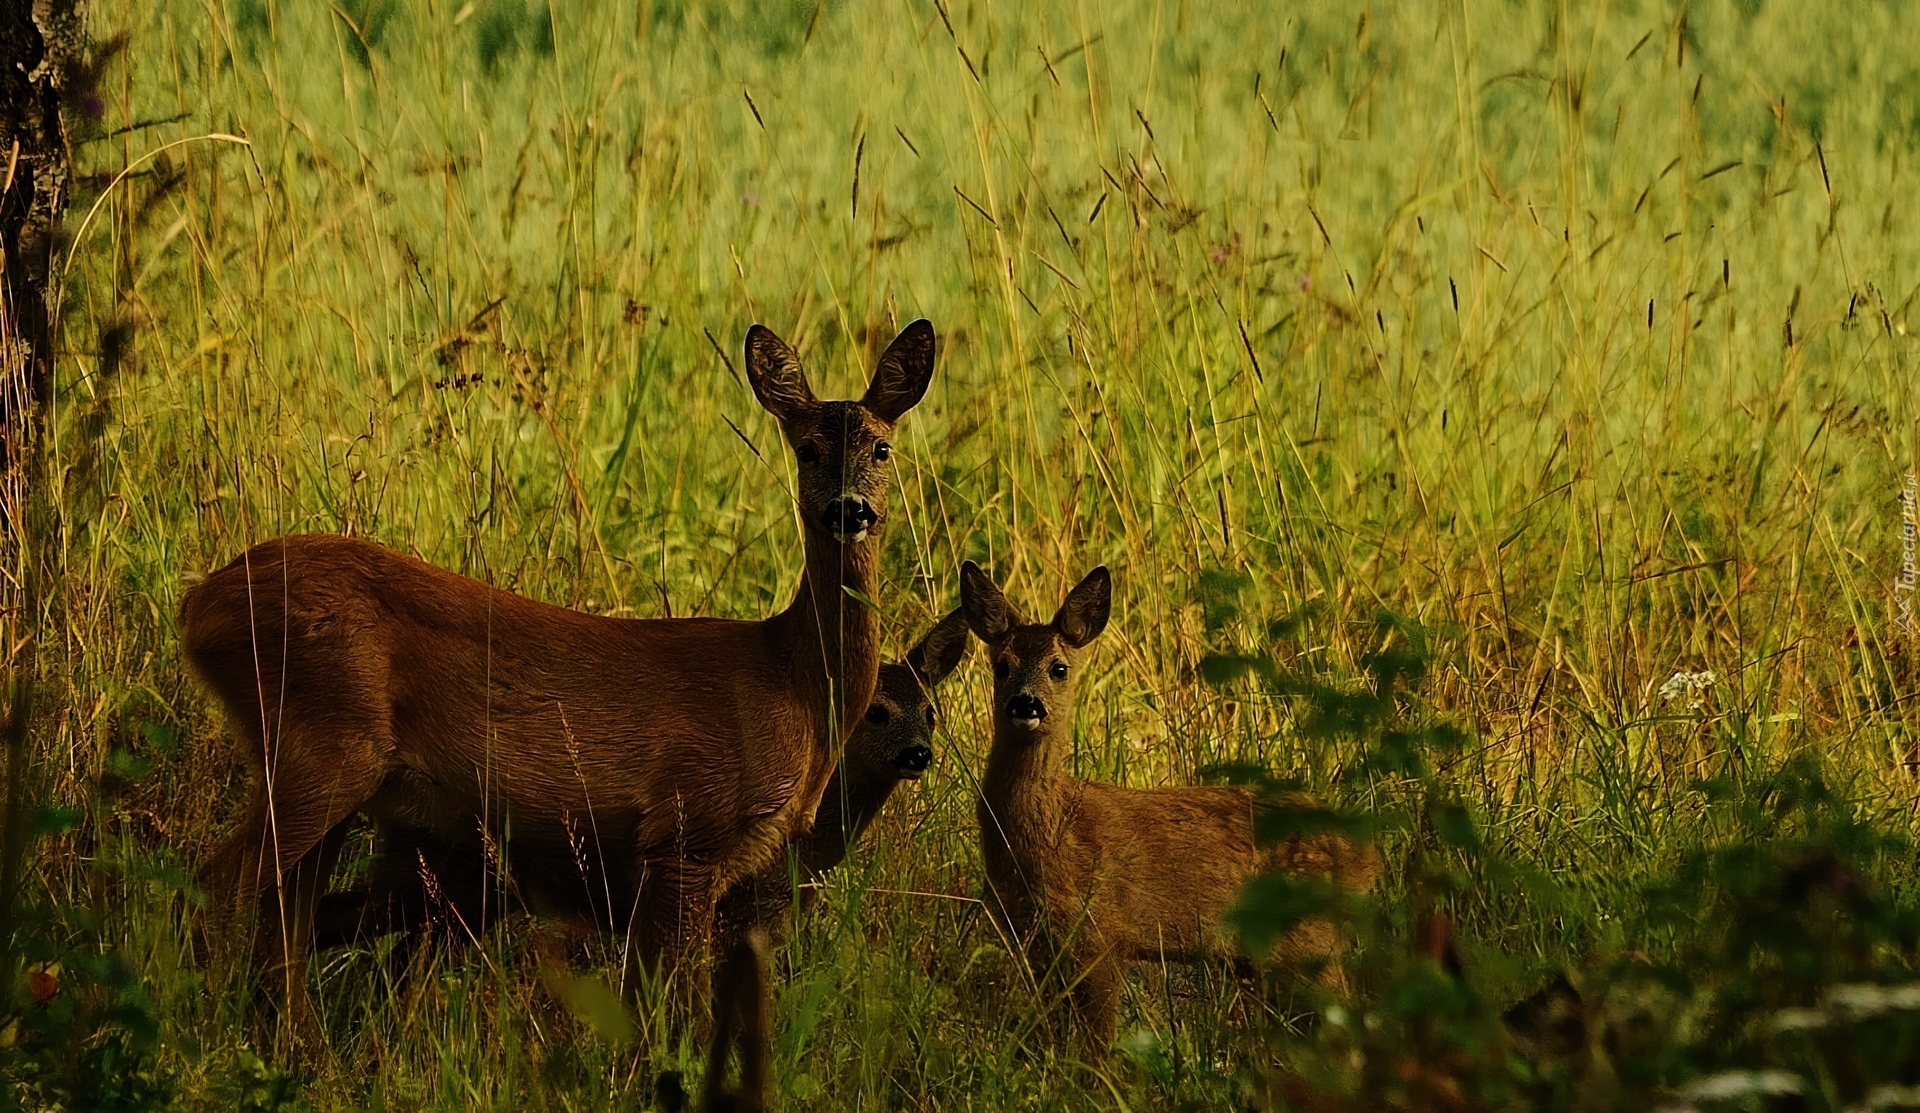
[959,562,1111,736]
[744,320,935,545]
[847,609,971,780]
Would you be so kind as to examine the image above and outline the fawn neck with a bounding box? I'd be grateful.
[771,527,884,753]
[982,716,1071,825]
[805,760,894,867]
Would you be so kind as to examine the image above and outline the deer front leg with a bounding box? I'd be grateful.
[1066,946,1123,1052]
[633,856,719,1018]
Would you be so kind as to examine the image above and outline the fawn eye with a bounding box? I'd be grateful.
[924,706,936,725]
[874,442,891,461]
[993,660,1010,681]
[1049,661,1068,680]
[796,444,820,465]
[865,704,890,724]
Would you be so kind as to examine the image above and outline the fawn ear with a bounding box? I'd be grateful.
[905,607,972,687]
[861,319,935,422]
[960,561,1021,643]
[745,324,816,424]
[1052,566,1111,648]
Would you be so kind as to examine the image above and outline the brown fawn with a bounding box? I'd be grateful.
[181,320,936,1035]
[959,561,1374,1046]
[715,608,970,936]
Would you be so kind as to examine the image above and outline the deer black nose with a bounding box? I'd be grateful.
[894,745,932,774]
[1006,694,1046,722]
[822,497,877,538]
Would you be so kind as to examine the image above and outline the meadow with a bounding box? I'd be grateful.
[4,0,1920,1108]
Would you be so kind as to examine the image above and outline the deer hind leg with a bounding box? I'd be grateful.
[201,719,391,1045]
[1277,913,1352,995]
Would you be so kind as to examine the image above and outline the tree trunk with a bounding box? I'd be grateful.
[0,0,84,487]
[0,0,84,970]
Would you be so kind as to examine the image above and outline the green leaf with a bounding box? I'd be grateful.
[1199,653,1265,686]
[140,721,182,752]
[35,805,82,837]
[1230,873,1345,956]
[104,749,151,783]
[538,969,634,1045]
[1433,802,1481,849]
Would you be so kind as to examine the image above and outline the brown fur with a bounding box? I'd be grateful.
[960,561,1374,1047]
[181,321,937,1034]
[715,609,969,938]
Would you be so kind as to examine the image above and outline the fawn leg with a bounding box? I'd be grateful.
[314,829,500,952]
[1068,948,1123,1052]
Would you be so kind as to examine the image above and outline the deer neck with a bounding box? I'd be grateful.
[802,762,897,874]
[982,723,1069,828]
[774,528,883,760]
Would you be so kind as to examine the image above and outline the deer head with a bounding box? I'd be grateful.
[960,561,1111,740]
[845,608,971,780]
[744,320,935,545]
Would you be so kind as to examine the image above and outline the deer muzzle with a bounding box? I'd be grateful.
[893,744,932,777]
[822,497,878,542]
[1005,693,1046,724]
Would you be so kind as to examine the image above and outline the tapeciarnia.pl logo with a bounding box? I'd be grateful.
[1900,473,1918,633]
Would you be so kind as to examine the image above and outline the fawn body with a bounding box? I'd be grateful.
[715,609,969,936]
[181,321,935,1032]
[960,562,1373,1046]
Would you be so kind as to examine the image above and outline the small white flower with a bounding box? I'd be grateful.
[1658,669,1717,709]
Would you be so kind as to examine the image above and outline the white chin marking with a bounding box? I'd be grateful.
[834,528,869,543]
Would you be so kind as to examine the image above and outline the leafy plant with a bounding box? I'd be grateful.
[1216,615,1920,1112]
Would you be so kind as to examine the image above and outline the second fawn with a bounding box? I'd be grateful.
[960,561,1373,1046]
[715,608,971,937]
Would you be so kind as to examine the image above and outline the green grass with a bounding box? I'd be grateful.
[7,0,1920,1107]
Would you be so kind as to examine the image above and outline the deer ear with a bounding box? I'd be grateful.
[959,561,1020,643]
[1052,566,1111,648]
[861,319,935,422]
[905,607,972,687]
[745,325,815,423]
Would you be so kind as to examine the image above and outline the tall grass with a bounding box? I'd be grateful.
[8,0,1918,1106]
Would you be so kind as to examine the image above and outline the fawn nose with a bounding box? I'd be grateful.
[1005,694,1046,723]
[822,497,877,540]
[894,745,932,776]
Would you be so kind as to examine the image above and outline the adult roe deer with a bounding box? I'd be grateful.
[181,320,937,1035]
[715,608,970,937]
[959,561,1374,1047]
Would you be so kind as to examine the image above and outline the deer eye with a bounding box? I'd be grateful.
[874,442,891,461]
[924,706,936,725]
[796,444,820,465]
[993,660,1010,681]
[1049,661,1068,680]
[865,704,890,724]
